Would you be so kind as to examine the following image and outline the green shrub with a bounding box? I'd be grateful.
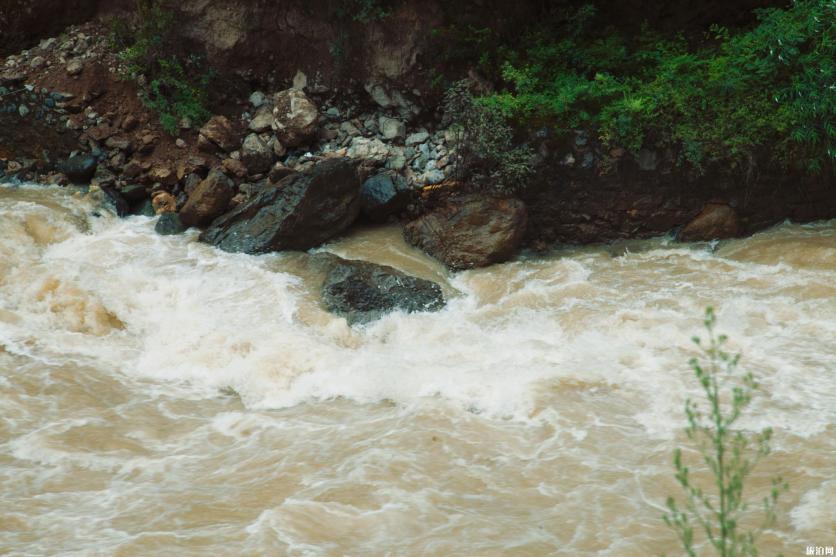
[113,0,212,135]
[143,58,212,136]
[664,308,788,557]
[443,80,535,194]
[481,1,835,173]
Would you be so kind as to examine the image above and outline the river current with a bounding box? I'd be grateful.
[0,184,833,556]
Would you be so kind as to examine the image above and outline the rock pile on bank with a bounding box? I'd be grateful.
[2,23,527,275]
[232,81,456,189]
[6,19,790,281]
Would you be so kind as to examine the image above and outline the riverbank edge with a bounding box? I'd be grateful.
[2,18,835,269]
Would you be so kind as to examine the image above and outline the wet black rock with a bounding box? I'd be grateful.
[155,213,186,235]
[118,184,147,204]
[100,185,129,217]
[200,158,362,254]
[56,154,97,183]
[314,254,446,325]
[131,198,156,217]
[359,172,411,222]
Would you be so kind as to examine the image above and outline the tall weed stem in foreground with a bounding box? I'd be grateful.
[664,308,788,557]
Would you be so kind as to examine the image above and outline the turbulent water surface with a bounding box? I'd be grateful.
[0,184,833,556]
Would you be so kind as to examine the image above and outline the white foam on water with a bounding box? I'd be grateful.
[0,184,834,555]
[791,480,836,533]
[0,184,834,433]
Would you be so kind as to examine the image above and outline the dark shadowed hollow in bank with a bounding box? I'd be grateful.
[0,0,834,555]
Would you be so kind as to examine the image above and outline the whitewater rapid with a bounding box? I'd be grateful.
[0,183,833,556]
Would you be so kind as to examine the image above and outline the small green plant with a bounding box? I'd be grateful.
[443,80,535,194]
[142,58,212,135]
[114,0,213,135]
[664,308,788,557]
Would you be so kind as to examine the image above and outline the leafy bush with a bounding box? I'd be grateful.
[112,0,212,135]
[664,308,788,557]
[480,1,835,173]
[143,58,212,136]
[443,80,535,194]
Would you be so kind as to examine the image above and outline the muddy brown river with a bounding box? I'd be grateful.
[0,184,833,556]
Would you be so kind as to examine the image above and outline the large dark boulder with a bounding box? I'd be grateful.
[360,172,411,222]
[56,155,97,184]
[179,169,235,227]
[314,254,445,325]
[200,158,362,253]
[403,195,528,270]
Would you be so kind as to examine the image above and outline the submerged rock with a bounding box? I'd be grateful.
[404,195,528,270]
[314,254,445,325]
[200,158,361,253]
[679,203,740,242]
[155,213,186,236]
[56,155,97,183]
[100,186,129,217]
[131,199,156,217]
